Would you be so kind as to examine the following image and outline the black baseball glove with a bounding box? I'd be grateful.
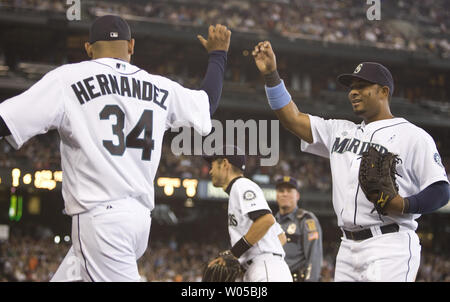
[202,250,242,282]
[358,146,402,215]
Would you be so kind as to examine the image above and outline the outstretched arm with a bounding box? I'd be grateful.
[252,41,313,143]
[197,24,231,117]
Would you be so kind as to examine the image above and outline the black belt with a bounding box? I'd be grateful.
[343,223,399,241]
[246,253,283,266]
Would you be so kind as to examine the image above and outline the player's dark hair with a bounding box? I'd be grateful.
[216,158,243,174]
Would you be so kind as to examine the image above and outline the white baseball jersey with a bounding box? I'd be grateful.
[301,115,449,231]
[227,177,286,264]
[0,58,212,215]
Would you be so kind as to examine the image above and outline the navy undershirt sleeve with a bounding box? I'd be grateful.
[200,50,227,116]
[248,209,271,221]
[0,115,11,137]
[405,181,449,214]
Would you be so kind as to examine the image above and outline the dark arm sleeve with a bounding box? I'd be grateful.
[248,209,272,221]
[0,115,11,137]
[200,50,227,116]
[404,181,449,214]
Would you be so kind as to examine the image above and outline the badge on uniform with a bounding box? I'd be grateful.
[287,223,296,235]
[243,190,256,201]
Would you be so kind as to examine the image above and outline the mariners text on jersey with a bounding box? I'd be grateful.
[70,74,168,110]
[331,137,388,155]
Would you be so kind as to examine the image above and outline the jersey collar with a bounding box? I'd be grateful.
[91,57,140,74]
[225,176,243,195]
[360,117,407,130]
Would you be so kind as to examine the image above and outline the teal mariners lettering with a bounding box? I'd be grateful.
[331,137,388,155]
[71,74,168,110]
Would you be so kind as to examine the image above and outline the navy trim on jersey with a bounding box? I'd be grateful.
[248,209,271,221]
[0,115,11,137]
[405,233,412,281]
[353,120,409,226]
[225,176,243,195]
[264,260,269,281]
[77,215,95,282]
[90,60,143,76]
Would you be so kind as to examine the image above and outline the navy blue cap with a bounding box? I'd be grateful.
[89,15,131,44]
[275,176,299,190]
[337,62,394,97]
[203,145,246,171]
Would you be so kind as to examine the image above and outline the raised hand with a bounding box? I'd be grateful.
[252,41,277,75]
[197,24,231,53]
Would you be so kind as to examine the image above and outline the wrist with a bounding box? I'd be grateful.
[265,80,292,110]
[263,70,281,87]
[230,236,253,258]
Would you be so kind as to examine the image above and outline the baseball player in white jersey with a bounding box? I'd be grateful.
[252,41,450,282]
[0,15,231,281]
[204,145,293,282]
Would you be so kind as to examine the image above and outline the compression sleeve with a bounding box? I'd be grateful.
[404,181,449,214]
[200,50,227,116]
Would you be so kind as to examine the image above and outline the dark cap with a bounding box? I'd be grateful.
[337,62,394,97]
[275,176,299,190]
[89,15,131,44]
[203,145,246,171]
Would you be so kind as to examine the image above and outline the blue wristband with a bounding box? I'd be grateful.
[265,80,291,110]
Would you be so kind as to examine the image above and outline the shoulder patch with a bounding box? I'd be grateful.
[243,190,256,201]
[308,231,319,241]
[434,153,444,168]
[305,219,317,231]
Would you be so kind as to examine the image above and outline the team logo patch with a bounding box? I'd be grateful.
[305,219,317,231]
[287,223,297,235]
[354,63,363,74]
[243,190,256,201]
[434,153,444,168]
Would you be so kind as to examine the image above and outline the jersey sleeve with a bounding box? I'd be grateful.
[408,130,449,191]
[235,179,271,216]
[0,69,65,149]
[300,115,338,158]
[165,80,212,136]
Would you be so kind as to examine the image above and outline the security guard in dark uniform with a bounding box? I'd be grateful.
[274,176,323,282]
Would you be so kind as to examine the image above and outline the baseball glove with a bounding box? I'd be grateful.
[202,250,242,282]
[358,146,402,215]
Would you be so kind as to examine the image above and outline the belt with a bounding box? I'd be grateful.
[343,223,399,241]
[246,253,283,266]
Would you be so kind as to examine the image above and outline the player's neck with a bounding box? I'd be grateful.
[92,52,130,63]
[222,173,243,191]
[364,110,394,124]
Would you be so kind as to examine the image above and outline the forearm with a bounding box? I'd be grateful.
[403,181,449,214]
[200,50,227,116]
[263,71,313,143]
[244,213,275,245]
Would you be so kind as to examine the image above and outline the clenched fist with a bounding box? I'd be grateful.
[198,24,231,53]
[252,41,277,75]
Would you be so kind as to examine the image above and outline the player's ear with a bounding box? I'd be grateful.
[85,42,93,59]
[128,39,135,55]
[380,85,390,100]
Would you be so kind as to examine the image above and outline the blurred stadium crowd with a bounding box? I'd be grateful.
[1,0,449,58]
